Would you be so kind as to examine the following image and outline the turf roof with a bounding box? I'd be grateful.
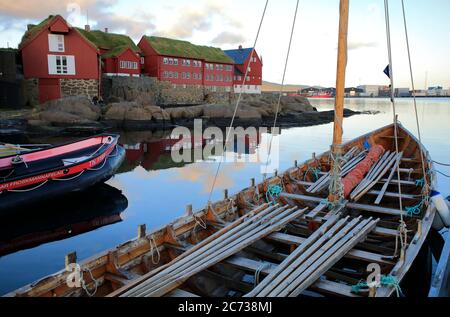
[144,36,234,64]
[19,15,55,49]
[77,28,140,55]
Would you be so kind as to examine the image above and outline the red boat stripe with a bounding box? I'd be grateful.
[0,141,117,192]
[0,136,107,169]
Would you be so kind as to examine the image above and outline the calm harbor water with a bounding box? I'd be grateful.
[0,97,449,295]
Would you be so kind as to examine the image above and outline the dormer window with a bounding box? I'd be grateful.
[48,34,65,52]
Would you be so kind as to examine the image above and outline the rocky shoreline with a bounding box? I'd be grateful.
[0,95,361,142]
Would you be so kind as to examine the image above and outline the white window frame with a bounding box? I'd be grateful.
[48,55,75,75]
[48,34,65,52]
[163,57,169,64]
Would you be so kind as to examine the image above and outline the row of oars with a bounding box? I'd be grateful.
[121,203,308,297]
[307,147,367,194]
[350,151,403,202]
[245,214,379,297]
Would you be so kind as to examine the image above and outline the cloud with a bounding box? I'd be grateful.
[155,0,242,40]
[211,31,246,45]
[0,0,155,41]
[348,40,378,50]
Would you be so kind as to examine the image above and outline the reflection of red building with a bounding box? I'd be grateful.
[122,132,262,171]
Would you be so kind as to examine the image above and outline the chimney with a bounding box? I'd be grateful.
[104,27,108,33]
[84,24,91,32]
[238,45,242,50]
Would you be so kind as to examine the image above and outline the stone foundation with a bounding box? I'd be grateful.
[61,79,99,99]
[102,76,234,107]
[22,78,39,106]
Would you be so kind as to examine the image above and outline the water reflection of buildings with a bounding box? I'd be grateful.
[0,184,128,256]
[120,131,262,172]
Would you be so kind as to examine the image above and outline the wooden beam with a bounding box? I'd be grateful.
[166,289,199,297]
[266,232,394,265]
[224,256,275,275]
[346,202,402,216]
[368,190,418,200]
[311,279,359,297]
[279,192,404,216]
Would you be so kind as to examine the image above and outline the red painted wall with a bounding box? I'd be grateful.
[138,38,233,87]
[22,21,99,80]
[103,49,141,76]
[233,50,263,86]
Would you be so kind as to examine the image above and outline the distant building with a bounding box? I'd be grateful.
[138,36,234,92]
[357,85,381,97]
[395,88,410,97]
[427,86,443,96]
[345,87,363,97]
[224,46,263,94]
[19,15,101,103]
[411,89,427,97]
[378,86,392,97]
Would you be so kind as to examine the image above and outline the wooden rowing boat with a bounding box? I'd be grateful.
[5,0,442,298]
[4,122,438,297]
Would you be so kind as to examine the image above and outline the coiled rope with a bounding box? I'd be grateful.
[149,235,161,265]
[81,267,98,297]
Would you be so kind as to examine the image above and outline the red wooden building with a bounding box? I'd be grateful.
[224,46,263,94]
[78,27,141,78]
[20,15,141,104]
[138,36,234,91]
[20,15,100,103]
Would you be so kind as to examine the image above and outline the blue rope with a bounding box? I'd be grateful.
[351,275,403,297]
[415,177,424,187]
[405,196,430,217]
[304,167,321,181]
[266,184,282,205]
[364,137,371,150]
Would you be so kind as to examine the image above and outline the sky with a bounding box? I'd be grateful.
[0,0,449,89]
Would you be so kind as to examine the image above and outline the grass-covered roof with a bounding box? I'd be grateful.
[144,36,234,64]
[77,28,140,55]
[19,15,55,49]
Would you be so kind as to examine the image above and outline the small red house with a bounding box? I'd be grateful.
[77,28,141,77]
[224,46,263,94]
[138,36,234,91]
[20,15,100,103]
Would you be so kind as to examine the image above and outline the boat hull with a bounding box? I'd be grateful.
[0,144,125,212]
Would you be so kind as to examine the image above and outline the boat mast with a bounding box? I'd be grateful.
[328,0,349,203]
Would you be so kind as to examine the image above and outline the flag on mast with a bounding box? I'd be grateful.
[383,65,391,79]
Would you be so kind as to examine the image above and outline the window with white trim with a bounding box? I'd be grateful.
[48,55,75,75]
[48,34,65,52]
[120,61,138,70]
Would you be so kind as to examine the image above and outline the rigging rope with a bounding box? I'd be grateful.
[263,0,300,179]
[400,0,430,197]
[384,0,404,219]
[432,160,450,167]
[384,0,408,257]
[207,0,269,203]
